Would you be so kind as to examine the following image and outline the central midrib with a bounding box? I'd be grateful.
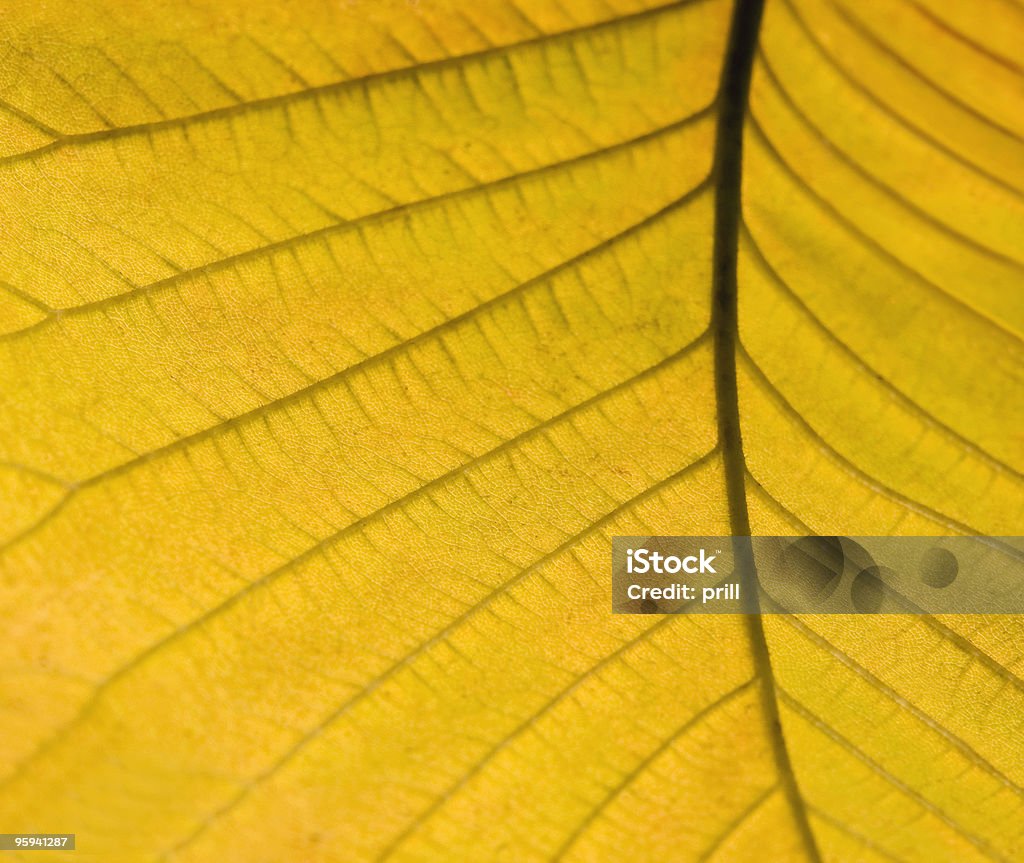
[710,1,824,860]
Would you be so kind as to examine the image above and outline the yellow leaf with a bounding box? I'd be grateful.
[0,0,1021,860]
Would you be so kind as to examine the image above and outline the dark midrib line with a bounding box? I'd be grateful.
[712,1,756,540]
[711,2,823,863]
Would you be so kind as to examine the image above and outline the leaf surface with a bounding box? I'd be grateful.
[0,0,1021,860]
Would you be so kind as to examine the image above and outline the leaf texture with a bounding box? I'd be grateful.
[0,0,1021,861]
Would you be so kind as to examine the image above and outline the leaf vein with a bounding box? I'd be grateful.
[742,220,1023,479]
[0,336,714,792]
[156,449,721,861]
[0,0,705,168]
[779,687,1012,863]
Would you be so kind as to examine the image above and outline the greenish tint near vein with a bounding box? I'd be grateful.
[711,1,823,861]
